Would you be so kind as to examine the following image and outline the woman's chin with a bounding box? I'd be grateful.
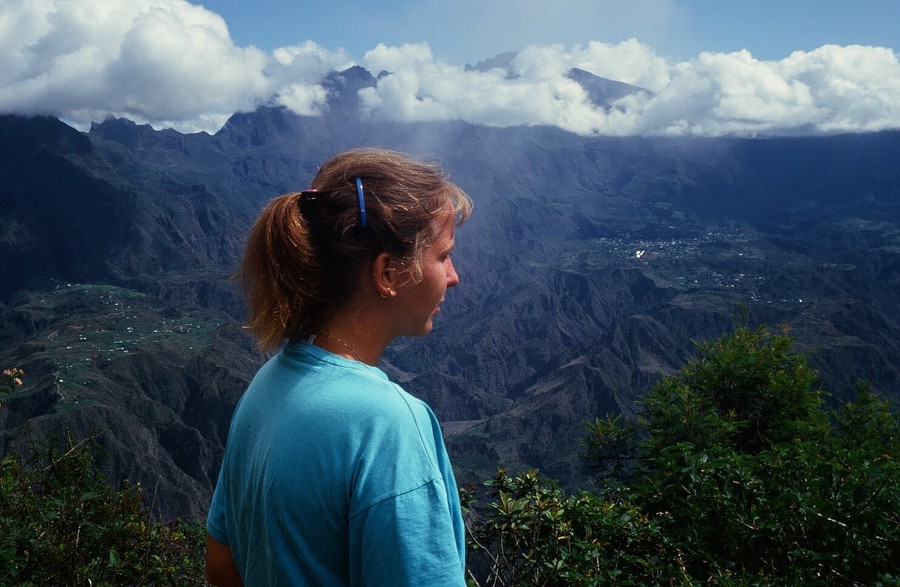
[417,319,435,337]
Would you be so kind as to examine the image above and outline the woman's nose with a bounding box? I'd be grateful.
[446,257,459,287]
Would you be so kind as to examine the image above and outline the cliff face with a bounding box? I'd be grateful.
[1,103,899,517]
[0,285,259,520]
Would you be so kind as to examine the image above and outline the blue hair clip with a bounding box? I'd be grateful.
[354,177,368,228]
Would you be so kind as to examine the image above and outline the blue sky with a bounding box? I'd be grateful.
[2,0,898,136]
[200,0,899,65]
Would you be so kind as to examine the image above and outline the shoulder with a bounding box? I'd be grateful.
[349,379,439,453]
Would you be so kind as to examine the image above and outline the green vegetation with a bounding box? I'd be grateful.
[12,283,226,370]
[2,282,234,419]
[3,318,898,585]
[465,320,898,585]
[620,323,898,585]
[0,432,207,586]
[463,469,687,586]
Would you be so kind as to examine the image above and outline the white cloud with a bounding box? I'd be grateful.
[571,40,672,92]
[364,43,438,72]
[781,45,900,133]
[269,41,353,116]
[358,41,900,137]
[631,45,900,136]
[0,0,898,137]
[628,50,824,136]
[0,0,274,132]
[357,41,657,136]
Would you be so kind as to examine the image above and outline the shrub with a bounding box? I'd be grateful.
[584,322,900,585]
[0,433,207,586]
[463,469,692,586]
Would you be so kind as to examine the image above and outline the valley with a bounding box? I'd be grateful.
[1,99,899,518]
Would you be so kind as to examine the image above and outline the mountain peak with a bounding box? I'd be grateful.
[0,114,92,155]
[566,68,653,106]
[89,116,163,148]
[322,66,379,116]
[465,51,518,73]
[464,52,651,108]
[216,105,309,147]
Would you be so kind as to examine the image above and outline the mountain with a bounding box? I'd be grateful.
[466,51,653,107]
[0,284,258,520]
[567,68,654,104]
[0,115,248,303]
[1,68,899,517]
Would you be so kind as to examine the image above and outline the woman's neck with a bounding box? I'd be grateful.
[313,305,391,366]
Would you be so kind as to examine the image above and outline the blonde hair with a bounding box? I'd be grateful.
[239,148,472,351]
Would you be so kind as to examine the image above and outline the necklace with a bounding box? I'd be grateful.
[317,333,364,363]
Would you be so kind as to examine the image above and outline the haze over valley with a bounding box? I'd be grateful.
[2,65,899,517]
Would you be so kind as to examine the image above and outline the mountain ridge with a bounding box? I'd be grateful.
[1,88,899,517]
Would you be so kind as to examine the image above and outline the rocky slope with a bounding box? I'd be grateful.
[1,74,898,516]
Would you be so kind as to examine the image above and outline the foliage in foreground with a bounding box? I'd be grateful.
[3,319,899,586]
[0,433,207,586]
[464,322,898,586]
[463,469,689,586]
[583,322,900,585]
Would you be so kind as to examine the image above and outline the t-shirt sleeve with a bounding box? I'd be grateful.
[349,479,466,587]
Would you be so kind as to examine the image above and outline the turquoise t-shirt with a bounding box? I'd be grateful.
[207,341,466,586]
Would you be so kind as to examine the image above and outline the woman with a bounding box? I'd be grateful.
[205,149,473,586]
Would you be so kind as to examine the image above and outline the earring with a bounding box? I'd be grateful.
[381,290,396,299]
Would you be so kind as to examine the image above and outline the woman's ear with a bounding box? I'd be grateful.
[371,252,399,300]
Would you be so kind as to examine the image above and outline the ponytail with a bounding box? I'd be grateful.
[238,149,472,351]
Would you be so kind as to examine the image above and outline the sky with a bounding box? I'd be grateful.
[1,0,899,137]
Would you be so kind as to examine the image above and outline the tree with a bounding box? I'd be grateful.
[584,322,900,585]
